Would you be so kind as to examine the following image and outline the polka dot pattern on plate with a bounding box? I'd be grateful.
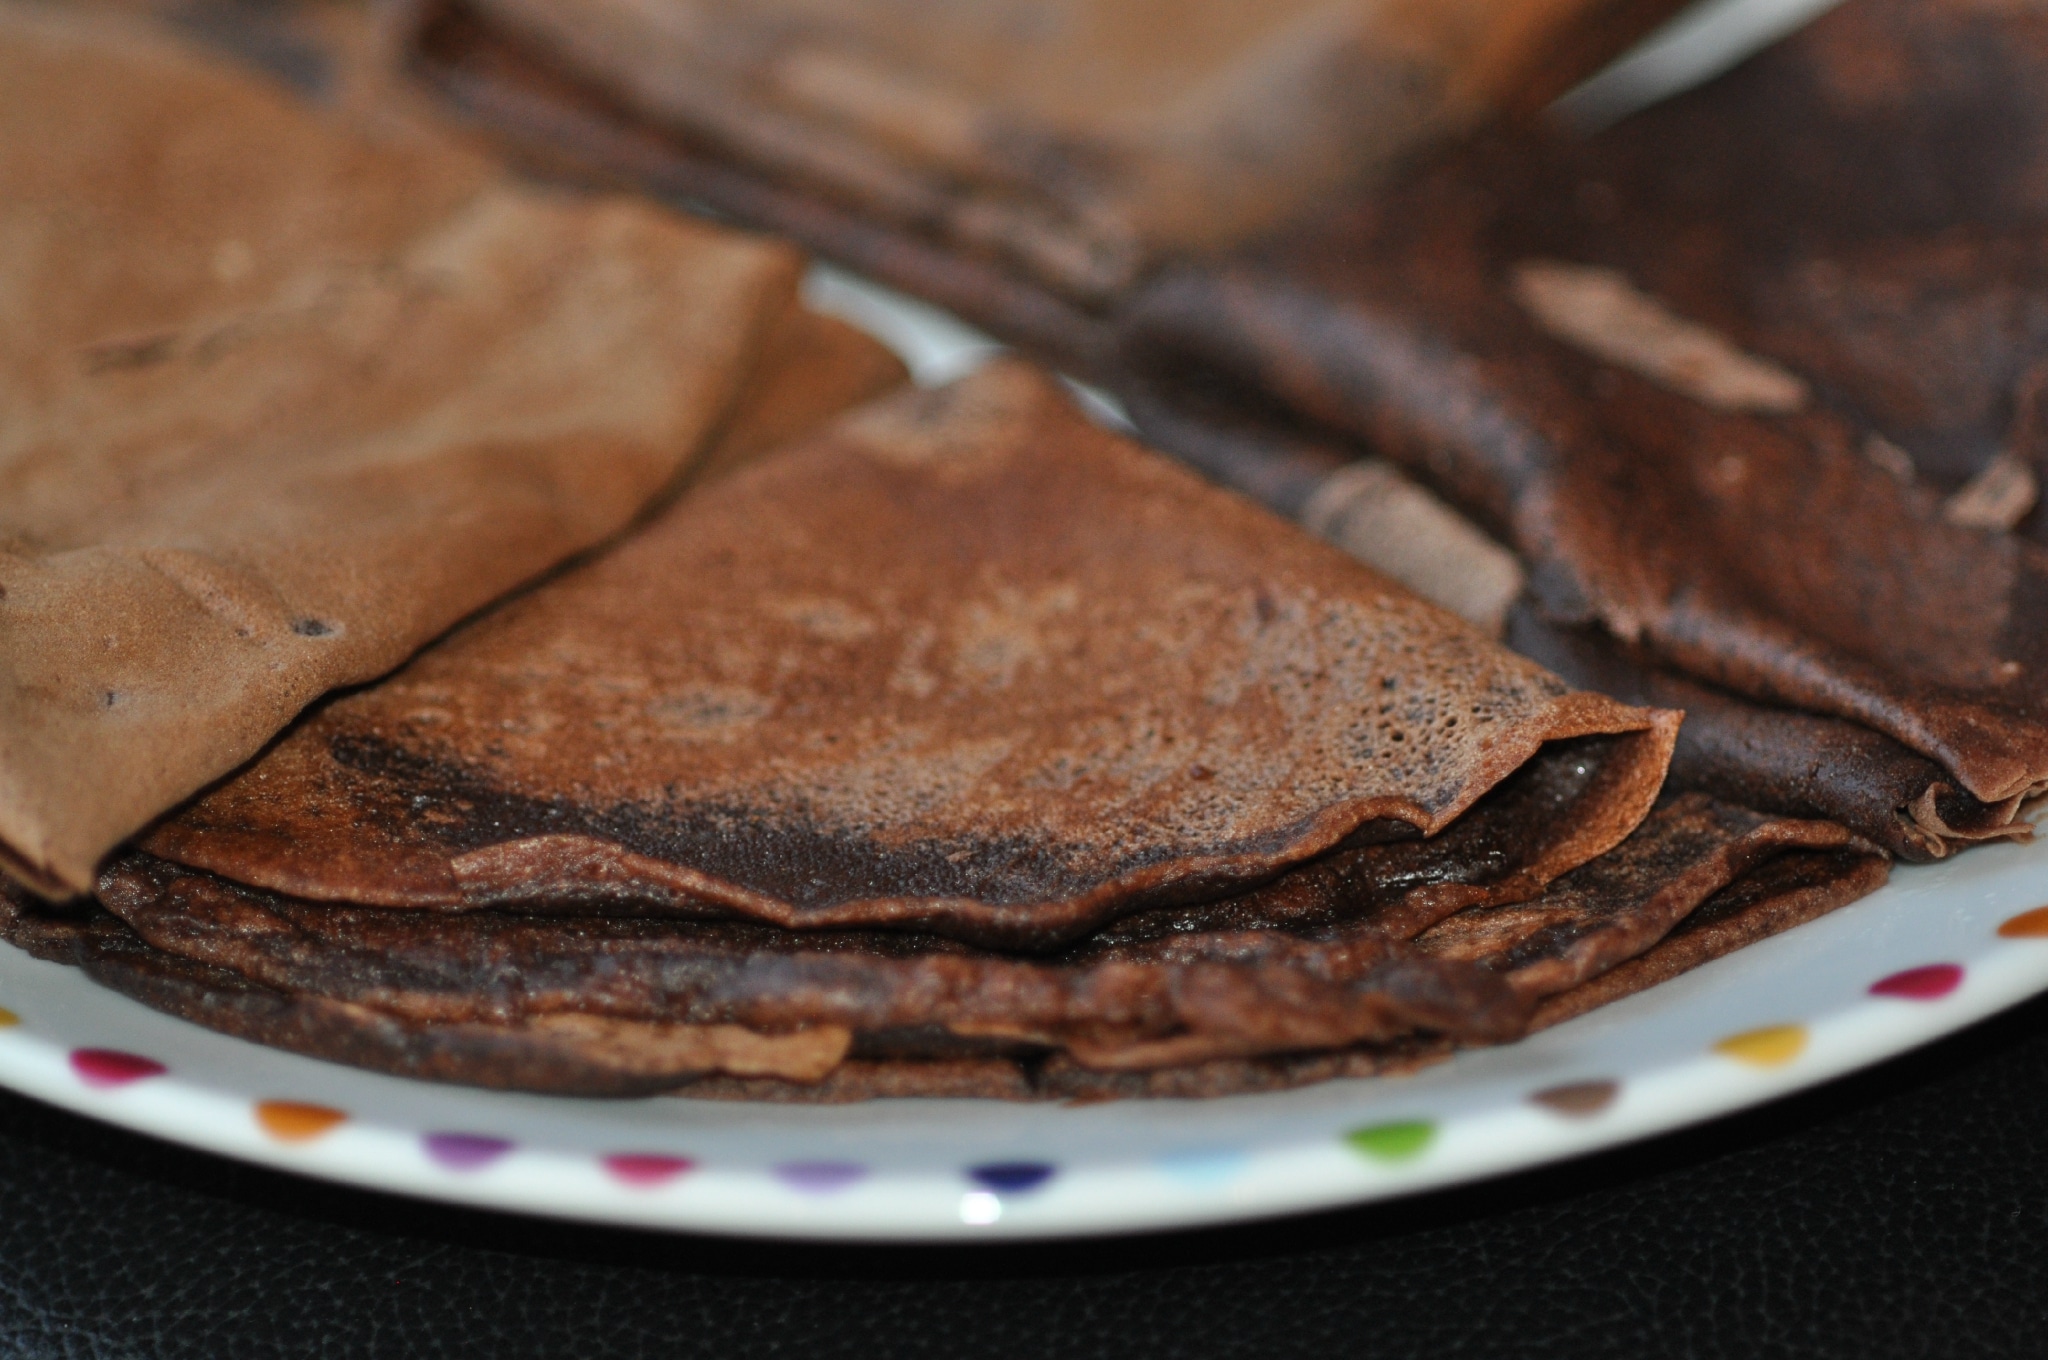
[1869,963,1963,1000]
[69,1048,166,1089]
[1713,1024,1807,1067]
[423,1133,513,1171]
[774,1162,867,1195]
[603,1154,695,1187]
[1344,1120,1435,1162]
[1530,1080,1619,1117]
[255,1101,347,1142]
[1998,905,2048,938]
[967,1163,1054,1195]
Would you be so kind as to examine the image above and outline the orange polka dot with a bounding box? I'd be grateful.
[0,1006,17,1028]
[255,1100,347,1142]
[1713,1024,1807,1067]
[1997,906,2048,938]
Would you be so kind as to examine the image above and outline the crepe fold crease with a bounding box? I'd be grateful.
[0,4,833,895]
[1116,0,2048,819]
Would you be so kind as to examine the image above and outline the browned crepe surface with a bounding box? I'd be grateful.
[1526,0,2048,500]
[0,4,816,896]
[414,0,1689,307]
[109,740,1682,1071]
[0,793,1882,1098]
[1527,845,1888,1033]
[144,361,1678,949]
[1119,0,2048,810]
[1504,603,2024,862]
[1115,377,2023,863]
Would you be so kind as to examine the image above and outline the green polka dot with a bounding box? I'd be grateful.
[1344,1120,1435,1162]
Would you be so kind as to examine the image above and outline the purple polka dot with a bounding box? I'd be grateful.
[423,1133,512,1171]
[774,1161,867,1195]
[968,1162,1055,1195]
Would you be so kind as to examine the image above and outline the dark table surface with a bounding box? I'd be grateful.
[0,990,2042,1360]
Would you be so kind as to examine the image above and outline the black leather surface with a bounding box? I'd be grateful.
[0,993,2043,1359]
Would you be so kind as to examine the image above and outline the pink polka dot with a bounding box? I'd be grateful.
[1869,963,1963,1001]
[603,1154,695,1187]
[70,1049,166,1089]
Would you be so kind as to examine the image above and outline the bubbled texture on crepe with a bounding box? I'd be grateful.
[148,362,1675,947]
[0,5,807,894]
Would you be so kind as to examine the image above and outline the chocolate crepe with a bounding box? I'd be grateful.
[1117,382,2019,862]
[1525,0,2048,504]
[1503,603,2027,861]
[0,4,822,897]
[388,0,1690,373]
[437,0,1688,294]
[0,792,1884,1098]
[141,361,1680,953]
[1119,0,2048,817]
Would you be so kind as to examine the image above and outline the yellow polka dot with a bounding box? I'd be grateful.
[1713,1024,1807,1067]
[255,1100,347,1142]
[0,1006,17,1028]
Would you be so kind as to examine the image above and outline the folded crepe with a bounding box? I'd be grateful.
[0,4,836,896]
[140,362,1680,947]
[0,361,1901,1098]
[1118,0,2048,848]
[1518,0,2048,507]
[388,0,1690,373]
[1118,369,2015,862]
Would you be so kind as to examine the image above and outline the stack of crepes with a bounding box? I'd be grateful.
[0,3,1901,1102]
[399,0,2048,872]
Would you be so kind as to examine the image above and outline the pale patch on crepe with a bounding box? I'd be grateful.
[1943,450,2038,531]
[1301,458,1526,636]
[1512,259,1811,414]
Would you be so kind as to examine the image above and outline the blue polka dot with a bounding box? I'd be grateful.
[967,1162,1055,1195]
